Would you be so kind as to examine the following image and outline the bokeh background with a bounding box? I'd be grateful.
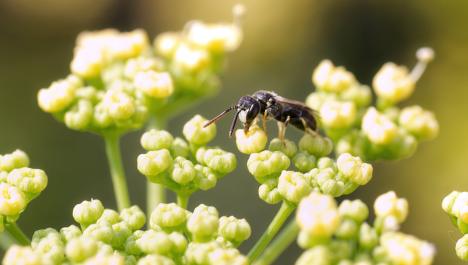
[0,0,467,263]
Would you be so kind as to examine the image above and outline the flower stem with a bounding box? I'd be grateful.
[5,222,30,246]
[248,202,296,262]
[177,193,190,209]
[146,116,168,215]
[104,132,131,211]
[253,220,299,265]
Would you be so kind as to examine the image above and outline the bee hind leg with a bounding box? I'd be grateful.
[301,117,320,137]
[278,116,290,145]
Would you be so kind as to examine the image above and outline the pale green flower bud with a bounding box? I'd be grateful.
[124,57,162,79]
[247,151,290,180]
[335,130,368,159]
[185,241,220,265]
[299,134,333,157]
[186,21,243,52]
[208,248,248,265]
[170,137,190,158]
[120,206,146,231]
[93,102,113,128]
[316,172,345,197]
[137,254,175,265]
[278,171,312,204]
[399,106,439,141]
[134,71,174,99]
[150,203,188,230]
[336,153,373,185]
[456,234,468,261]
[194,165,218,191]
[317,157,336,170]
[7,168,48,195]
[320,100,357,129]
[269,138,298,158]
[295,246,332,265]
[136,230,172,255]
[183,115,216,145]
[97,209,121,225]
[154,32,181,57]
[171,157,196,185]
[380,232,435,265]
[258,179,282,205]
[168,231,188,255]
[187,204,219,242]
[442,191,460,215]
[306,92,337,110]
[37,76,80,113]
[373,63,415,104]
[0,183,27,216]
[64,100,93,130]
[85,254,125,265]
[374,191,408,222]
[33,233,65,264]
[196,148,236,175]
[296,192,340,238]
[359,223,378,250]
[140,129,174,151]
[312,60,357,93]
[3,246,42,265]
[111,221,132,248]
[65,236,98,262]
[60,225,82,242]
[335,219,359,239]
[340,85,372,108]
[125,230,144,256]
[293,152,317,173]
[448,192,468,224]
[338,200,369,223]
[173,44,210,72]
[137,150,173,179]
[362,108,398,145]
[102,90,135,121]
[70,46,104,78]
[235,126,268,154]
[0,150,29,172]
[72,199,104,226]
[218,216,251,245]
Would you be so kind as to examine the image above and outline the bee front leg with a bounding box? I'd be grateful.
[278,116,290,145]
[262,112,268,137]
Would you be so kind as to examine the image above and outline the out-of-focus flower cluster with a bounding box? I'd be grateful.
[295,191,435,265]
[3,198,250,265]
[137,115,236,198]
[442,191,468,261]
[37,7,243,135]
[234,126,373,204]
[0,150,47,231]
[306,47,438,161]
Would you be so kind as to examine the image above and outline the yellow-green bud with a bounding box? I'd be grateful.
[374,191,408,222]
[84,253,125,265]
[124,57,162,79]
[278,171,312,204]
[185,241,220,265]
[102,90,136,121]
[60,225,82,242]
[235,126,268,154]
[362,107,398,145]
[170,137,190,158]
[65,236,98,262]
[320,100,357,129]
[336,153,373,186]
[186,21,243,52]
[140,130,174,151]
[187,204,219,242]
[0,150,29,172]
[97,209,121,225]
[269,138,298,158]
[196,148,236,175]
[380,232,435,265]
[37,76,80,113]
[299,134,333,157]
[134,71,174,99]
[168,231,188,255]
[399,105,439,141]
[111,221,132,248]
[70,46,104,78]
[339,199,369,223]
[194,165,218,191]
[0,183,27,216]
[373,63,415,104]
[7,168,48,195]
[137,254,175,265]
[125,230,144,256]
[258,179,282,205]
[171,157,196,185]
[312,60,356,93]
[456,234,468,261]
[72,199,104,226]
[136,230,171,255]
[340,85,372,108]
[64,100,93,130]
[296,246,332,265]
[173,44,210,72]
[83,223,113,244]
[150,203,188,230]
[183,115,216,145]
[121,206,146,231]
[154,32,181,58]
[293,152,317,173]
[247,151,290,180]
[3,246,42,265]
[335,219,359,239]
[359,223,378,250]
[442,191,461,216]
[218,216,251,245]
[137,150,173,179]
[208,248,248,265]
[32,228,65,264]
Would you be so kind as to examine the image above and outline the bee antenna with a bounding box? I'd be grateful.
[204,106,235,128]
[229,110,241,137]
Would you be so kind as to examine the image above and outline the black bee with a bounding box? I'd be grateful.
[204,90,319,140]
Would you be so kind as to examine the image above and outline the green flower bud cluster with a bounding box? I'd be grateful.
[3,199,250,265]
[442,191,468,261]
[138,115,236,197]
[305,48,438,161]
[0,150,47,230]
[295,192,435,265]
[38,7,244,136]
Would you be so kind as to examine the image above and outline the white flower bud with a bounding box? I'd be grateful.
[235,125,268,154]
[312,60,356,93]
[399,105,439,141]
[38,76,80,113]
[154,32,181,57]
[102,90,135,121]
[380,232,435,265]
[362,107,398,145]
[374,191,408,222]
[186,21,242,52]
[320,100,357,129]
[134,71,174,99]
[0,182,27,216]
[173,44,209,72]
[373,63,415,103]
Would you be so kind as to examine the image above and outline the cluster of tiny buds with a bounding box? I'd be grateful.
[0,150,47,231]
[305,47,439,161]
[137,115,236,196]
[3,198,251,265]
[37,5,244,135]
[295,191,435,265]
[442,191,468,261]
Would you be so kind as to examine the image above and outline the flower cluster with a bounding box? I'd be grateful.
[0,150,47,230]
[138,115,236,199]
[235,128,373,204]
[442,191,468,261]
[3,198,250,265]
[306,47,439,161]
[295,192,435,265]
[37,6,243,135]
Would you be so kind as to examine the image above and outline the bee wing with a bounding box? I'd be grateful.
[274,95,321,120]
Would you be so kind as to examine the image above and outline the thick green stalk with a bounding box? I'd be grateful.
[248,202,296,262]
[104,132,131,211]
[146,116,167,215]
[254,220,299,265]
[5,223,30,246]
[177,193,190,209]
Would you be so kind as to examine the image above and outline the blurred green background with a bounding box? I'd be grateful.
[0,0,467,263]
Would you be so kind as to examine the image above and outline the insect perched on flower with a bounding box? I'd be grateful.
[204,90,319,140]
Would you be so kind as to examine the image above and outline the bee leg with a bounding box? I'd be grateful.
[262,112,268,137]
[278,116,291,145]
[301,117,320,137]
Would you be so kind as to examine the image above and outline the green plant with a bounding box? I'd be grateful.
[0,5,441,265]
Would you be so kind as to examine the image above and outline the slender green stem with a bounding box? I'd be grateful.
[146,116,168,216]
[177,193,190,209]
[104,132,131,211]
[254,220,299,265]
[248,202,296,262]
[5,223,30,246]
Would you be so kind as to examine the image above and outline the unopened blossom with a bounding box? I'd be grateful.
[235,125,268,154]
[373,63,415,104]
[399,105,439,141]
[312,60,357,93]
[362,107,398,145]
